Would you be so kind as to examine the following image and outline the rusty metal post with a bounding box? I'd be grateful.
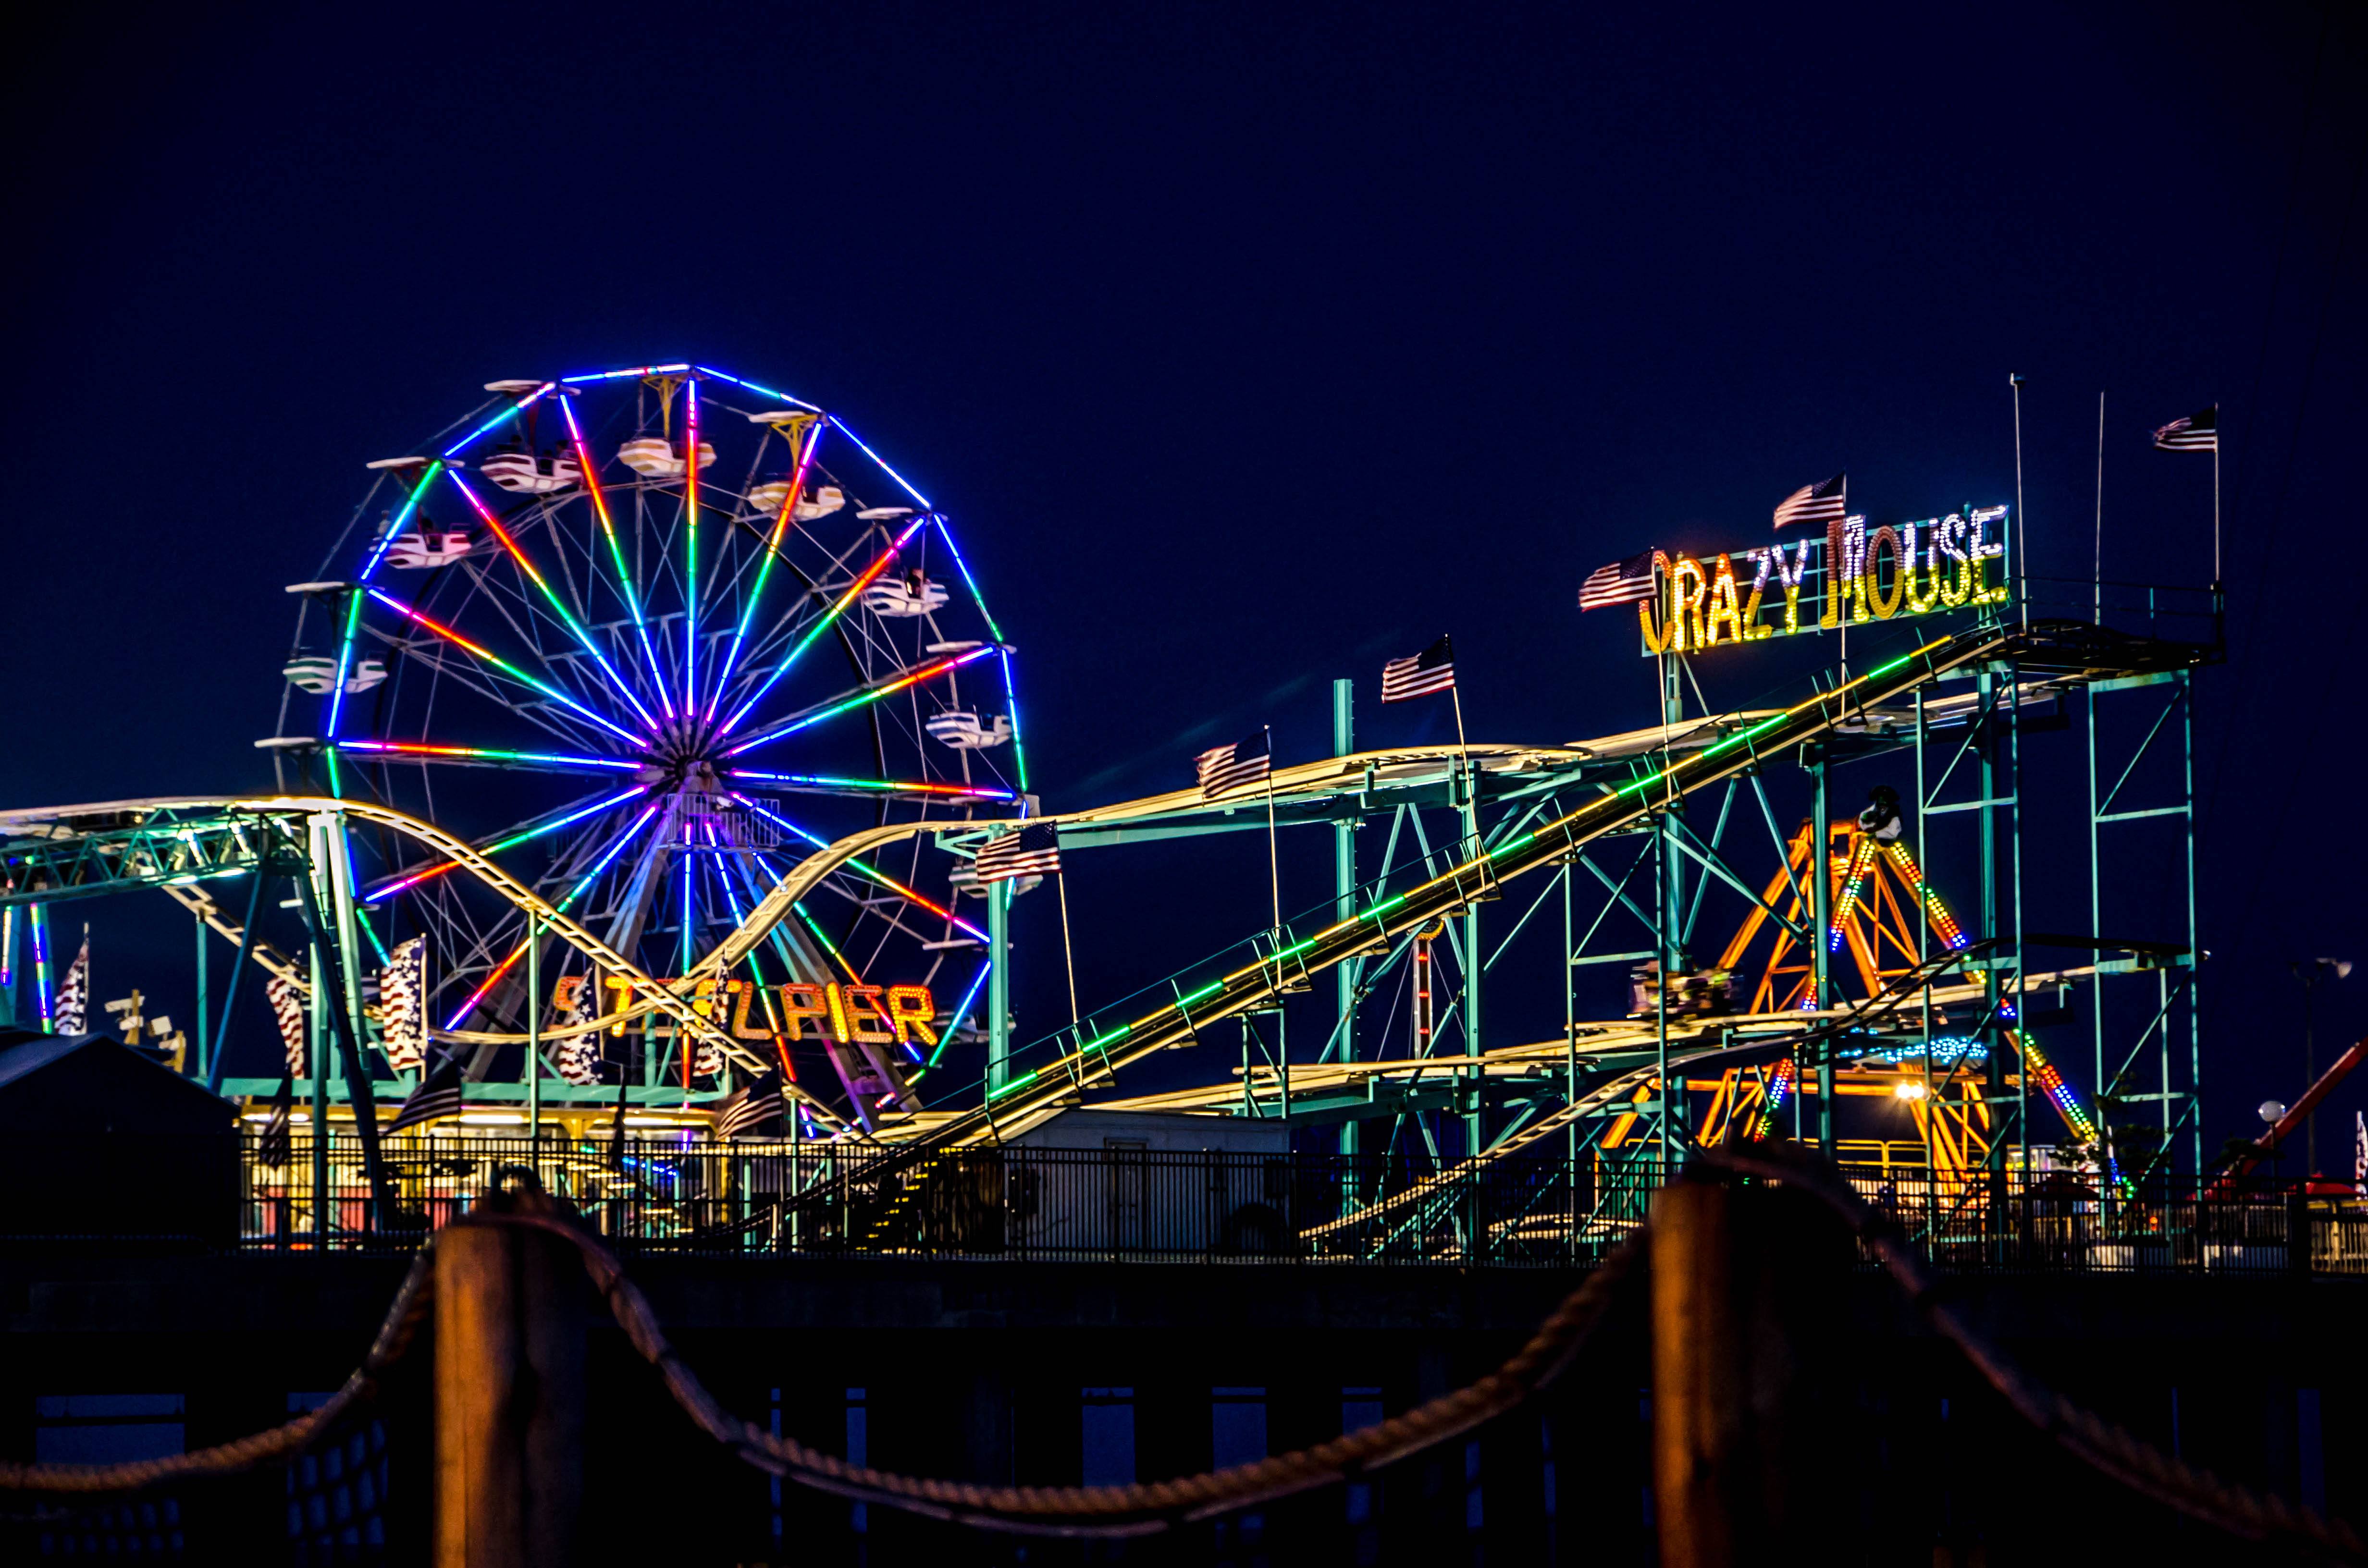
[435,1187,584,1568]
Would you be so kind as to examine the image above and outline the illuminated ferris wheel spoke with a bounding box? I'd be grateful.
[445,469,662,734]
[334,739,641,775]
[707,418,823,722]
[724,768,1013,803]
[715,517,929,738]
[682,377,706,719]
[731,795,984,941]
[438,800,661,1031]
[558,392,674,718]
[723,643,996,757]
[362,784,653,903]
[366,588,647,748]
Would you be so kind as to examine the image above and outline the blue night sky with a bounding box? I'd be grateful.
[6,2,2362,1164]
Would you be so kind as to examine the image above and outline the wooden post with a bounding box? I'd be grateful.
[435,1187,584,1568]
[1651,1178,1745,1568]
[1650,1173,1844,1568]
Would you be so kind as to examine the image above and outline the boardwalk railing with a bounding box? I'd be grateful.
[169,1137,2368,1273]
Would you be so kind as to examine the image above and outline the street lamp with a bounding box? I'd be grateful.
[2290,958,2352,1175]
[2259,1099,2289,1192]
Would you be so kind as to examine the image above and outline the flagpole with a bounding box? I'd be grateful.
[1262,725,1283,983]
[2010,372,2028,630]
[2094,390,2106,625]
[1055,873,1081,1036]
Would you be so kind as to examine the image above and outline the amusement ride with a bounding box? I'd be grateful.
[0,360,2278,1260]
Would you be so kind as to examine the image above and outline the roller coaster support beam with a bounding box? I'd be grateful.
[1333,680,1359,1164]
[295,815,394,1232]
[1810,750,1832,1156]
[205,857,277,1094]
[1461,744,1483,1160]
[987,878,1012,1094]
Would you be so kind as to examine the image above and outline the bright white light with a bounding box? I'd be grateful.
[1893,1080,1929,1102]
[458,1113,528,1126]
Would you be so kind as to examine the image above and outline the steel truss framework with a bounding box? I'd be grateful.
[2,609,2216,1255]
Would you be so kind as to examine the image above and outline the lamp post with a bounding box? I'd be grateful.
[2258,1099,2288,1193]
[2290,957,2352,1175]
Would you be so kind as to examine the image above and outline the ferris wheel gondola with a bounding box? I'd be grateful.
[271,363,1030,1130]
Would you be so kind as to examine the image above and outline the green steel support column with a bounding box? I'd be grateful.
[2182,672,2202,1179]
[1461,751,1482,1158]
[987,878,1012,1094]
[0,904,17,1028]
[1333,679,1359,1161]
[308,937,328,1248]
[1811,750,1833,1157]
[1656,815,1673,1174]
[311,815,391,1231]
[193,910,209,1081]
[2088,674,2109,1210]
[1978,668,2006,1234]
[527,914,542,1149]
[2009,669,2027,1184]
[205,868,271,1096]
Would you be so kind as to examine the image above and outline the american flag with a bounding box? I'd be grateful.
[257,1076,295,1168]
[554,976,600,1086]
[2355,1109,2366,1199]
[2153,405,2217,452]
[376,937,426,1074]
[1196,728,1272,799]
[1381,636,1455,703]
[267,973,307,1077]
[385,1049,465,1134]
[1773,473,1848,531]
[1578,551,1658,612]
[715,1066,789,1140]
[976,822,1062,882]
[54,933,89,1035]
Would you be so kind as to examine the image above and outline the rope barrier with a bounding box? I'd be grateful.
[1695,1144,2366,1565]
[2,1157,2359,1560]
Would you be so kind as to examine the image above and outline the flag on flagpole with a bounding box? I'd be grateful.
[2152,405,2218,452]
[1195,728,1272,798]
[257,1075,295,1168]
[715,1066,790,1140]
[2354,1109,2366,1199]
[1773,473,1848,531]
[54,933,89,1034]
[555,976,600,1086]
[1578,551,1658,611]
[1381,636,1456,703]
[376,937,427,1074]
[267,973,307,1078]
[385,1049,465,1134]
[976,822,1062,882]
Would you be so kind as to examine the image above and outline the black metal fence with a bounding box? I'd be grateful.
[206,1136,2368,1274]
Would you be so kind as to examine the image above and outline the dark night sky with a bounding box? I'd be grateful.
[6,2,2363,1164]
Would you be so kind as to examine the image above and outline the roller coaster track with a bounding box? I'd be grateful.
[0,796,851,1131]
[720,619,2199,1155]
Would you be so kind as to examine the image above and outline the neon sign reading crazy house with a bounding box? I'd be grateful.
[1640,506,2010,656]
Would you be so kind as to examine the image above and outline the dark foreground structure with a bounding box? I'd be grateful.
[3,1210,2359,1566]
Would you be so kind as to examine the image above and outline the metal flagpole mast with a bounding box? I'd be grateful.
[2011,373,2029,629]
[2096,391,2106,625]
[1262,725,1283,965]
[1054,872,1081,1035]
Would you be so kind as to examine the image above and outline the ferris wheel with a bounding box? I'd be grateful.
[271,364,1025,1123]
